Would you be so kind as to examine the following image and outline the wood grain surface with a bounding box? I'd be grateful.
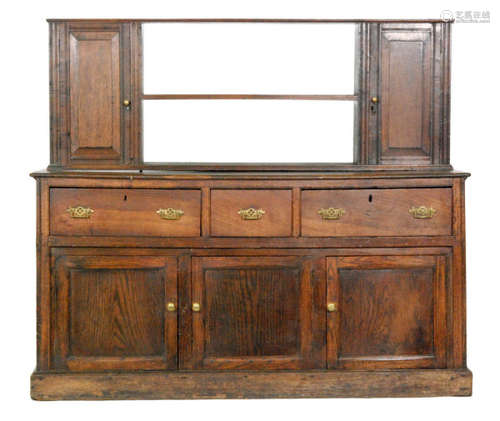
[211,189,292,237]
[52,255,177,371]
[50,188,201,237]
[31,369,472,400]
[186,256,324,369]
[302,188,452,237]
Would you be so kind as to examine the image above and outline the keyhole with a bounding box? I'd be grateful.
[124,195,127,201]
[368,194,373,203]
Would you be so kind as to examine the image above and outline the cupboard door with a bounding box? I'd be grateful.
[378,24,434,165]
[327,254,447,369]
[184,256,325,369]
[52,254,177,371]
[68,27,124,164]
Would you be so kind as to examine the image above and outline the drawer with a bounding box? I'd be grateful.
[50,188,201,236]
[301,188,452,237]
[211,189,292,237]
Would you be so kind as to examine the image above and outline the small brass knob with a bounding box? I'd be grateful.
[327,303,338,312]
[123,99,131,107]
[192,302,201,312]
[167,302,176,312]
[371,96,378,104]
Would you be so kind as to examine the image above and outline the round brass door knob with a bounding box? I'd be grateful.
[371,96,378,104]
[123,99,131,107]
[327,303,338,312]
[167,302,176,312]
[192,302,201,312]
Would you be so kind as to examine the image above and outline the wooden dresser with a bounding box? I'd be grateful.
[30,19,472,400]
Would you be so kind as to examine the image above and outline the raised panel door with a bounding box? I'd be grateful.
[183,256,325,369]
[68,28,123,164]
[327,253,447,369]
[379,24,433,164]
[52,253,177,370]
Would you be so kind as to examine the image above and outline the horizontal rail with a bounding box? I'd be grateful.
[142,94,358,101]
[47,18,450,24]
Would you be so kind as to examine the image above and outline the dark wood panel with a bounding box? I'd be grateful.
[379,24,433,164]
[50,188,201,237]
[204,268,300,358]
[302,188,452,237]
[69,30,122,162]
[52,254,177,370]
[185,256,325,369]
[69,268,165,358]
[327,254,447,369]
[340,268,434,356]
[211,189,292,237]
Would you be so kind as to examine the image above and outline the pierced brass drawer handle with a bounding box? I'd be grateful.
[156,208,184,220]
[66,206,94,219]
[238,208,266,220]
[409,206,436,219]
[318,208,346,220]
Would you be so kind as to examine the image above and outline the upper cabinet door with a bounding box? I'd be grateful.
[326,253,447,369]
[49,22,138,167]
[183,256,325,370]
[68,29,122,163]
[373,23,450,165]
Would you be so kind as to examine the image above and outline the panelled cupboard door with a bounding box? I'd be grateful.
[326,254,447,369]
[378,24,435,164]
[67,25,125,165]
[52,254,177,371]
[184,256,325,370]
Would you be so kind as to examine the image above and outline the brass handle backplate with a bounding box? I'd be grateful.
[67,206,94,219]
[318,208,346,220]
[238,208,265,220]
[157,208,184,220]
[409,206,436,219]
[327,303,338,312]
[167,302,176,312]
[192,302,201,312]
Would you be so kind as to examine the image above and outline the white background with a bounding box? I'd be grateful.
[1,0,498,419]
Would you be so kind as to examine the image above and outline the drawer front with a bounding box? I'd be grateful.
[51,188,201,236]
[302,188,452,237]
[211,189,292,237]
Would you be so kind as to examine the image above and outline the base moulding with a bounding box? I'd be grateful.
[31,368,472,400]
